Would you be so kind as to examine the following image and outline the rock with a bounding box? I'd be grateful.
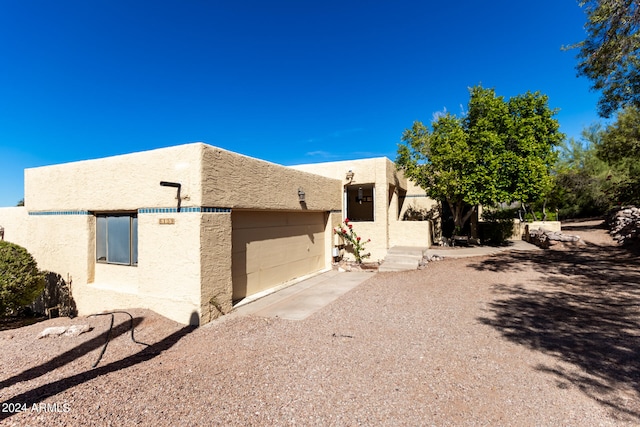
[63,324,92,337]
[38,326,68,338]
[527,228,581,249]
[38,324,92,338]
[606,205,640,245]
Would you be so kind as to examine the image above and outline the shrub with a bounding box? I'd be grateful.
[334,218,371,263]
[480,208,517,246]
[0,241,45,316]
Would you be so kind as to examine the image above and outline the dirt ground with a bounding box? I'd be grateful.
[1,220,638,426]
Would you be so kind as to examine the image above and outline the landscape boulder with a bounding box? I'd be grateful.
[606,206,640,245]
[527,227,582,249]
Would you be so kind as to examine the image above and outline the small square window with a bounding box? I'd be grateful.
[96,213,138,266]
[346,185,375,221]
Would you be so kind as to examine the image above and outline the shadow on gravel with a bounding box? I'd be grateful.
[0,324,196,421]
[0,318,144,391]
[470,243,640,421]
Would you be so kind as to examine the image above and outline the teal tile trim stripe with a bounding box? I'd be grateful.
[402,194,428,198]
[138,207,231,214]
[28,210,91,216]
[27,207,231,215]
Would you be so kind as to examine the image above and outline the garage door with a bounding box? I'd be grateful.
[232,210,326,302]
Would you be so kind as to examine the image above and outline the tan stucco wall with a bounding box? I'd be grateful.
[389,221,431,248]
[25,142,342,214]
[28,214,94,287]
[70,211,205,325]
[291,157,403,189]
[0,206,215,325]
[202,146,341,212]
[0,209,93,300]
[337,221,387,262]
[0,207,30,248]
[71,211,234,326]
[25,143,206,212]
[399,180,439,219]
[200,212,233,323]
[509,220,562,241]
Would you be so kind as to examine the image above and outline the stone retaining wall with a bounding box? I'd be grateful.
[606,206,640,245]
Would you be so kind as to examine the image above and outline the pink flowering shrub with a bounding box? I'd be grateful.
[334,218,371,263]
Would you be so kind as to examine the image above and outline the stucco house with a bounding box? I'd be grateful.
[291,158,437,261]
[0,143,435,325]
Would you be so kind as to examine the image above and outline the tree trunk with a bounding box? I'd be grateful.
[522,202,538,221]
[448,199,476,235]
[448,200,463,233]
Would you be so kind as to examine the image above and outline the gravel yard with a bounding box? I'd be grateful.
[1,220,639,426]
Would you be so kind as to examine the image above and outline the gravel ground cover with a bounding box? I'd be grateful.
[1,220,638,426]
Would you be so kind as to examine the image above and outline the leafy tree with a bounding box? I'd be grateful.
[549,127,611,218]
[503,91,564,219]
[0,241,45,316]
[597,105,640,204]
[571,0,640,117]
[397,86,563,234]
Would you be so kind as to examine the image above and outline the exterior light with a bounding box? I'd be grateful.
[346,170,354,182]
[298,188,306,203]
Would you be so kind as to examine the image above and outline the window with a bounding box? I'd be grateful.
[96,214,138,265]
[345,184,375,221]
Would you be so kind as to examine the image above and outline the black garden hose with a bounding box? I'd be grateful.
[88,311,150,368]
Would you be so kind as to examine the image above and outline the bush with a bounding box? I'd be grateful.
[0,241,45,316]
[480,208,517,246]
[334,218,371,264]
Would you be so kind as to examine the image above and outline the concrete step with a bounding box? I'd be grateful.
[385,246,427,257]
[382,255,422,265]
[379,246,427,272]
[379,263,420,272]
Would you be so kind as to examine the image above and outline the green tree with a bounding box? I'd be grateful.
[397,86,563,233]
[0,241,45,316]
[597,105,640,204]
[504,91,563,218]
[549,125,611,218]
[571,0,640,117]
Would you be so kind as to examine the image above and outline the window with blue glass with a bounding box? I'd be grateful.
[96,214,138,265]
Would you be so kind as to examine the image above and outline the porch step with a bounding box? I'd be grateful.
[378,246,427,272]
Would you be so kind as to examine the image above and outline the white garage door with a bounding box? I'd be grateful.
[232,210,326,301]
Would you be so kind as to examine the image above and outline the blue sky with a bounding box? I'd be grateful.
[1,1,603,207]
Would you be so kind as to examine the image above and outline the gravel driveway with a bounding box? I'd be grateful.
[1,221,639,426]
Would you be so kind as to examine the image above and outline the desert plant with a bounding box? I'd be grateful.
[334,218,371,263]
[0,241,45,316]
